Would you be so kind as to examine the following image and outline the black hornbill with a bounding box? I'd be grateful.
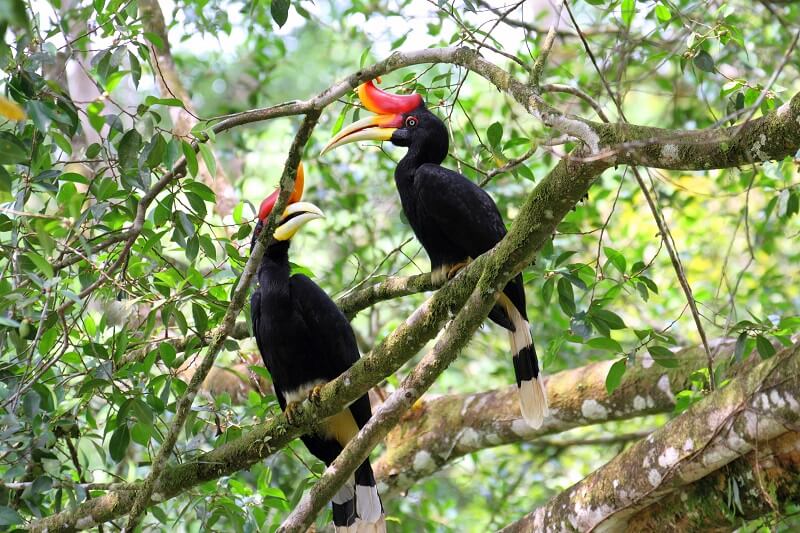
[250,163,385,532]
[321,81,548,428]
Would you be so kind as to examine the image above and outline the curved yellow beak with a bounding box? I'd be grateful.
[273,202,325,241]
[320,114,403,155]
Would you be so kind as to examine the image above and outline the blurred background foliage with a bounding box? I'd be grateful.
[0,0,799,530]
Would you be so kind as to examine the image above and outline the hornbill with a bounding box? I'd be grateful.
[321,81,548,428]
[250,163,385,532]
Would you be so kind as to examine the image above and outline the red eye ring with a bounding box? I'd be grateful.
[405,116,418,128]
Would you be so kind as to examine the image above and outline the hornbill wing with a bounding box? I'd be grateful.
[290,275,383,525]
[415,163,508,258]
[415,164,523,327]
[290,274,373,429]
[250,290,287,409]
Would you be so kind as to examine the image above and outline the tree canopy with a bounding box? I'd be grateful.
[1,0,799,531]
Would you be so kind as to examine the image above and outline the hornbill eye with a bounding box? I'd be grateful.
[405,116,418,128]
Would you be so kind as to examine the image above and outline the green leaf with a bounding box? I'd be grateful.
[233,201,244,224]
[132,399,154,425]
[186,192,207,218]
[109,423,130,462]
[734,332,748,361]
[639,275,658,294]
[648,345,679,367]
[0,506,23,526]
[331,107,347,136]
[129,51,141,88]
[199,143,217,176]
[159,342,177,367]
[178,211,196,238]
[144,96,185,108]
[192,303,208,334]
[0,131,28,164]
[249,365,272,380]
[185,180,216,202]
[621,0,635,25]
[654,3,671,22]
[271,0,291,27]
[144,133,167,169]
[25,251,54,279]
[0,316,20,328]
[755,335,775,359]
[603,247,627,274]
[516,164,535,181]
[605,358,627,395]
[587,337,623,353]
[541,276,555,305]
[182,141,198,177]
[117,129,142,171]
[143,31,164,50]
[554,251,577,267]
[592,309,626,330]
[693,50,715,73]
[130,421,151,446]
[39,327,58,355]
[557,277,575,316]
[27,100,54,132]
[487,122,503,147]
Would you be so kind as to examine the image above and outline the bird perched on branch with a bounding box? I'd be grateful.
[321,80,548,428]
[250,163,385,532]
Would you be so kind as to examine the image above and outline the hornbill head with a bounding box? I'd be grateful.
[320,79,448,160]
[251,162,325,251]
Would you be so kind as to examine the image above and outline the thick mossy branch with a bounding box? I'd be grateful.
[375,342,732,496]
[626,430,800,531]
[500,342,800,532]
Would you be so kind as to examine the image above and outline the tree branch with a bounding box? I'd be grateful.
[336,272,439,319]
[500,341,800,532]
[625,430,800,530]
[374,340,735,496]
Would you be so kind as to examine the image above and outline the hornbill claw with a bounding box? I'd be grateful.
[446,258,473,280]
[285,401,302,425]
[308,384,324,405]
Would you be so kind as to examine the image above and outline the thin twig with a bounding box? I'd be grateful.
[531,0,566,87]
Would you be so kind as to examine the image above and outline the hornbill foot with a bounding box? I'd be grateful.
[446,258,473,280]
[431,266,447,286]
[307,384,324,405]
[284,401,302,425]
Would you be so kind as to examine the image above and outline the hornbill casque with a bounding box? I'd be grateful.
[250,163,385,532]
[321,80,549,428]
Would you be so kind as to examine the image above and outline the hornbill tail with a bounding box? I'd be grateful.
[500,296,549,429]
[331,460,385,532]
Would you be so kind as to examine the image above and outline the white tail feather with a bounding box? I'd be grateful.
[504,305,549,429]
[519,377,549,429]
[508,316,531,356]
[332,476,355,504]
[355,484,383,523]
[336,518,387,533]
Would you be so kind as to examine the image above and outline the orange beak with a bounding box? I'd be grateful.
[320,114,403,155]
[320,79,422,155]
